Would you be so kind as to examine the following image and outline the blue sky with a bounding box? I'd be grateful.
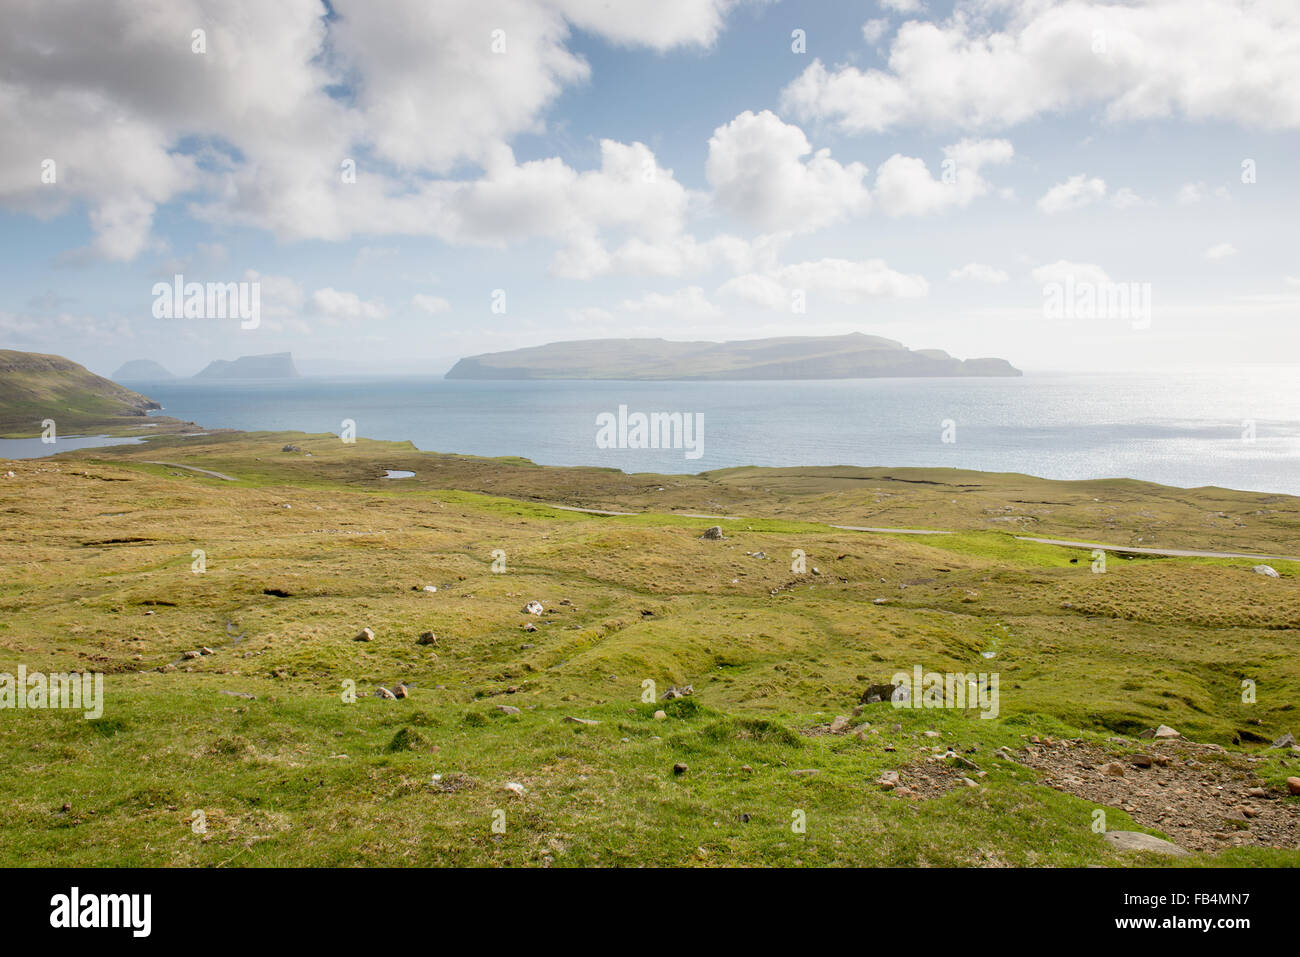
[1,0,1297,377]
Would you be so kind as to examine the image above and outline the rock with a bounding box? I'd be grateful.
[859,682,898,705]
[521,600,544,615]
[199,646,215,656]
[503,782,526,797]
[1253,564,1280,578]
[653,710,667,720]
[752,551,766,560]
[376,687,397,700]
[393,684,409,699]
[961,777,979,788]
[417,631,438,645]
[1246,786,1268,798]
[662,684,693,700]
[701,526,725,540]
[877,770,900,790]
[1269,732,1296,749]
[922,730,941,738]
[354,627,375,642]
[497,705,521,715]
[673,763,688,775]
[423,585,437,593]
[183,650,202,659]
[1130,754,1154,768]
[564,716,599,725]
[522,622,537,632]
[1101,762,1126,777]
[1154,724,1181,739]
[1287,777,1300,795]
[1102,830,1190,857]
[790,769,818,777]
[829,715,851,733]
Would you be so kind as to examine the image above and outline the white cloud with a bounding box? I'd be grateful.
[1110,187,1147,210]
[1031,260,1111,286]
[780,1,1300,133]
[0,0,739,261]
[949,262,1009,283]
[1205,242,1237,260]
[412,294,451,314]
[706,110,871,232]
[619,286,721,320]
[880,0,925,13]
[1037,175,1107,214]
[862,19,891,43]
[312,288,388,320]
[874,138,1013,216]
[720,258,928,309]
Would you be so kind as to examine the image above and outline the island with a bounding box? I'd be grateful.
[113,359,175,380]
[446,333,1021,380]
[194,352,300,379]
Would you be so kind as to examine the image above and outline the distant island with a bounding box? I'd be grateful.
[446,333,1021,380]
[195,352,300,379]
[0,349,162,435]
[113,359,175,380]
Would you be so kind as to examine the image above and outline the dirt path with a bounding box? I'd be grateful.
[141,461,239,482]
[539,502,1300,564]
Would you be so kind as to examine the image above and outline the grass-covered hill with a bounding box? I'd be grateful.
[447,333,1022,380]
[0,430,1296,867]
[0,350,166,436]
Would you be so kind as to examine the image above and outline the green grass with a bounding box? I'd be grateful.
[1,431,1297,867]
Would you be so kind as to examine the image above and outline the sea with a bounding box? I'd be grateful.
[5,370,1300,496]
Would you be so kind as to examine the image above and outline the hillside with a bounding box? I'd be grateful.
[0,349,163,435]
[195,352,300,379]
[0,430,1296,867]
[113,359,175,380]
[447,333,1022,380]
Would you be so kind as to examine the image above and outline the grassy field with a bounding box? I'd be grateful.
[1,431,1297,866]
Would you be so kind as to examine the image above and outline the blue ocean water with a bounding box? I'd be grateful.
[50,370,1300,494]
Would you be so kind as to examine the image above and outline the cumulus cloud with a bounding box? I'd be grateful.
[874,138,1013,216]
[949,262,1009,283]
[312,287,388,320]
[706,110,871,232]
[619,286,721,320]
[412,294,451,314]
[0,0,741,262]
[720,258,928,310]
[1031,260,1111,286]
[1205,242,1237,260]
[1037,174,1107,214]
[780,1,1300,133]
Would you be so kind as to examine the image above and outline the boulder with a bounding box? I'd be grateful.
[1253,564,1280,578]
[1102,830,1189,857]
[701,526,725,540]
[354,627,375,642]
[521,600,544,615]
[416,631,438,645]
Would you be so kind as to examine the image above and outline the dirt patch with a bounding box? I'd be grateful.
[1015,737,1299,852]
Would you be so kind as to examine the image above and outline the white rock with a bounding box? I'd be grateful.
[1253,564,1280,578]
[521,600,544,615]
[1102,830,1189,857]
[503,782,526,796]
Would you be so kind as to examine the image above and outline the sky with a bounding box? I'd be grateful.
[1,0,1298,377]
